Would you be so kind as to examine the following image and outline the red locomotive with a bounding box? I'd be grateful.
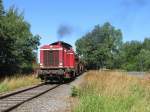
[38,41,84,82]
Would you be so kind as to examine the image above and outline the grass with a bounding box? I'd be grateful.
[72,70,150,112]
[0,74,41,93]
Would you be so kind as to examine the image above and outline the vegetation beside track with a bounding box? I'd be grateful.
[0,74,40,93]
[72,71,150,112]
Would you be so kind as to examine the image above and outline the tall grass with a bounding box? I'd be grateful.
[0,74,40,93]
[73,71,150,112]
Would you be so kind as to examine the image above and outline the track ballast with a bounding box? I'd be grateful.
[0,84,60,112]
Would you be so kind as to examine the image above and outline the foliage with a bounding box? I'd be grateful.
[76,22,150,71]
[119,41,142,71]
[0,1,40,75]
[119,39,150,71]
[75,22,123,69]
[71,86,79,97]
[0,0,4,16]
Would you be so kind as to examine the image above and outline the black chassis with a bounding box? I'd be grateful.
[37,67,76,82]
[38,67,65,82]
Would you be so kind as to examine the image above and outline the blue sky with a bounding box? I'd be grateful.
[4,0,150,48]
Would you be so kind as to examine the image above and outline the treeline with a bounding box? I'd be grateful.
[0,0,40,75]
[75,22,150,71]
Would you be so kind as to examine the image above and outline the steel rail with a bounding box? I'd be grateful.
[0,84,61,112]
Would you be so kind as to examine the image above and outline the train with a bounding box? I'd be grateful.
[38,41,84,82]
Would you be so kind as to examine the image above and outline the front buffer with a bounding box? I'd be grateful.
[38,68,75,83]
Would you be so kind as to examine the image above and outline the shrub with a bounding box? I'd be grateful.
[71,86,79,97]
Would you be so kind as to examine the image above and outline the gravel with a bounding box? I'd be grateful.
[10,73,87,112]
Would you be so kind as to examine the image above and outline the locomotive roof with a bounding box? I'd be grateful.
[50,41,72,48]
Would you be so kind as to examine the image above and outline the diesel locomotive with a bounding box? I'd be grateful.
[38,41,84,82]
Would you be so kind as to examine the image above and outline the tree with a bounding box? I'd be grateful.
[75,22,123,69]
[143,38,150,50]
[118,38,150,71]
[0,0,4,16]
[119,41,142,71]
[0,4,40,75]
[136,49,150,71]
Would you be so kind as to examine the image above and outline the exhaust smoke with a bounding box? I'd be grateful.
[57,24,73,40]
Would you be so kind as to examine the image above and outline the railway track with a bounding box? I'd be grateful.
[0,83,60,112]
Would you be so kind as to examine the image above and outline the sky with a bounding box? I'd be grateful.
[3,0,150,48]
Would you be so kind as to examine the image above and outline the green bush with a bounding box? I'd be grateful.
[71,86,79,97]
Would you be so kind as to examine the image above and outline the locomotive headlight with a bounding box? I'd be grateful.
[40,63,43,67]
[59,62,63,66]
